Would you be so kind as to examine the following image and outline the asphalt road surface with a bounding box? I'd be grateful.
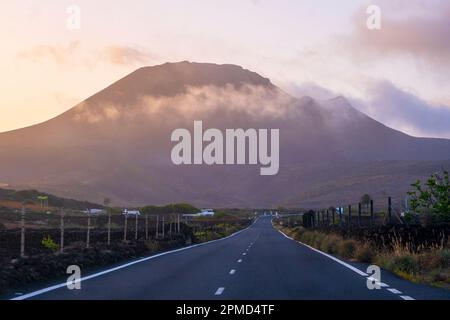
[11,216,450,300]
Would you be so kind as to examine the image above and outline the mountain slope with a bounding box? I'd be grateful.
[0,62,449,207]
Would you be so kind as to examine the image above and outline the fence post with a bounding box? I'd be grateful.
[156,215,159,238]
[339,208,343,226]
[326,209,329,226]
[162,216,165,238]
[332,208,335,225]
[123,214,128,241]
[370,200,374,225]
[107,210,111,245]
[60,209,65,253]
[177,214,180,234]
[145,214,149,240]
[86,214,91,248]
[348,205,352,228]
[19,204,26,257]
[388,197,392,224]
[169,215,173,237]
[358,203,362,227]
[135,214,139,240]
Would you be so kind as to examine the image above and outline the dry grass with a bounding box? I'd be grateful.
[280,225,450,290]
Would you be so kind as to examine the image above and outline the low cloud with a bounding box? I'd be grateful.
[103,45,156,66]
[348,1,450,69]
[17,41,79,64]
[286,80,450,139]
[358,81,450,139]
[72,84,295,125]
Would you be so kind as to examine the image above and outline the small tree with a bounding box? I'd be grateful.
[407,170,450,223]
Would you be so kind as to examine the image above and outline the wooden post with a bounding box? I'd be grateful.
[358,203,362,226]
[123,214,128,241]
[388,197,392,224]
[332,208,335,225]
[326,209,329,225]
[155,215,159,238]
[169,215,172,238]
[60,209,65,253]
[177,214,180,234]
[86,214,91,248]
[135,214,139,240]
[145,214,149,240]
[370,200,374,225]
[107,211,111,245]
[162,216,165,238]
[20,204,26,257]
[348,205,352,227]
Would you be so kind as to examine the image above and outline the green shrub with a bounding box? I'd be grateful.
[392,255,419,274]
[436,249,450,268]
[41,235,59,252]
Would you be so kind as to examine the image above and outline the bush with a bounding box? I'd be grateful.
[41,235,59,252]
[437,249,450,269]
[338,240,357,259]
[392,255,419,274]
[355,244,375,263]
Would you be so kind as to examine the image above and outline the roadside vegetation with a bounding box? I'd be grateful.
[276,224,449,289]
[275,170,450,289]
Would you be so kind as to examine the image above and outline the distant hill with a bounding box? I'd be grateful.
[0,188,103,211]
[0,61,449,208]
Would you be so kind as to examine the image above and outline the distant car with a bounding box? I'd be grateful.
[84,208,105,215]
[123,209,141,216]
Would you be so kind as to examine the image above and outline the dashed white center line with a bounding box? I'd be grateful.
[242,253,247,256]
[388,288,402,294]
[400,295,415,300]
[237,259,242,263]
[215,287,225,296]
[229,269,236,275]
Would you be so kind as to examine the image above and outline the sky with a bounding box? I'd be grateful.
[0,0,449,138]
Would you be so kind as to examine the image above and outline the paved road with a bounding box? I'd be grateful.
[12,217,450,300]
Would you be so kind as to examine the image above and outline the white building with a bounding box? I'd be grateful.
[84,208,105,215]
[197,209,215,216]
[123,209,141,216]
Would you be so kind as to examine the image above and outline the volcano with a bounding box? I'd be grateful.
[0,61,449,208]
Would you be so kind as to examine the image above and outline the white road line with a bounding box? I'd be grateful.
[367,277,389,288]
[237,259,243,263]
[242,253,247,256]
[400,295,415,300]
[276,228,415,300]
[229,269,236,275]
[388,288,402,294]
[215,287,225,296]
[277,229,368,277]
[11,219,259,300]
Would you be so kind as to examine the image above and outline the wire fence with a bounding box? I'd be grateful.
[0,207,251,260]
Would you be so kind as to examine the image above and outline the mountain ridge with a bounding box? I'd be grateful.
[0,61,449,207]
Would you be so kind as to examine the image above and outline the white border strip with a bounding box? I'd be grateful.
[11,219,257,300]
[277,229,368,276]
[277,228,416,300]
